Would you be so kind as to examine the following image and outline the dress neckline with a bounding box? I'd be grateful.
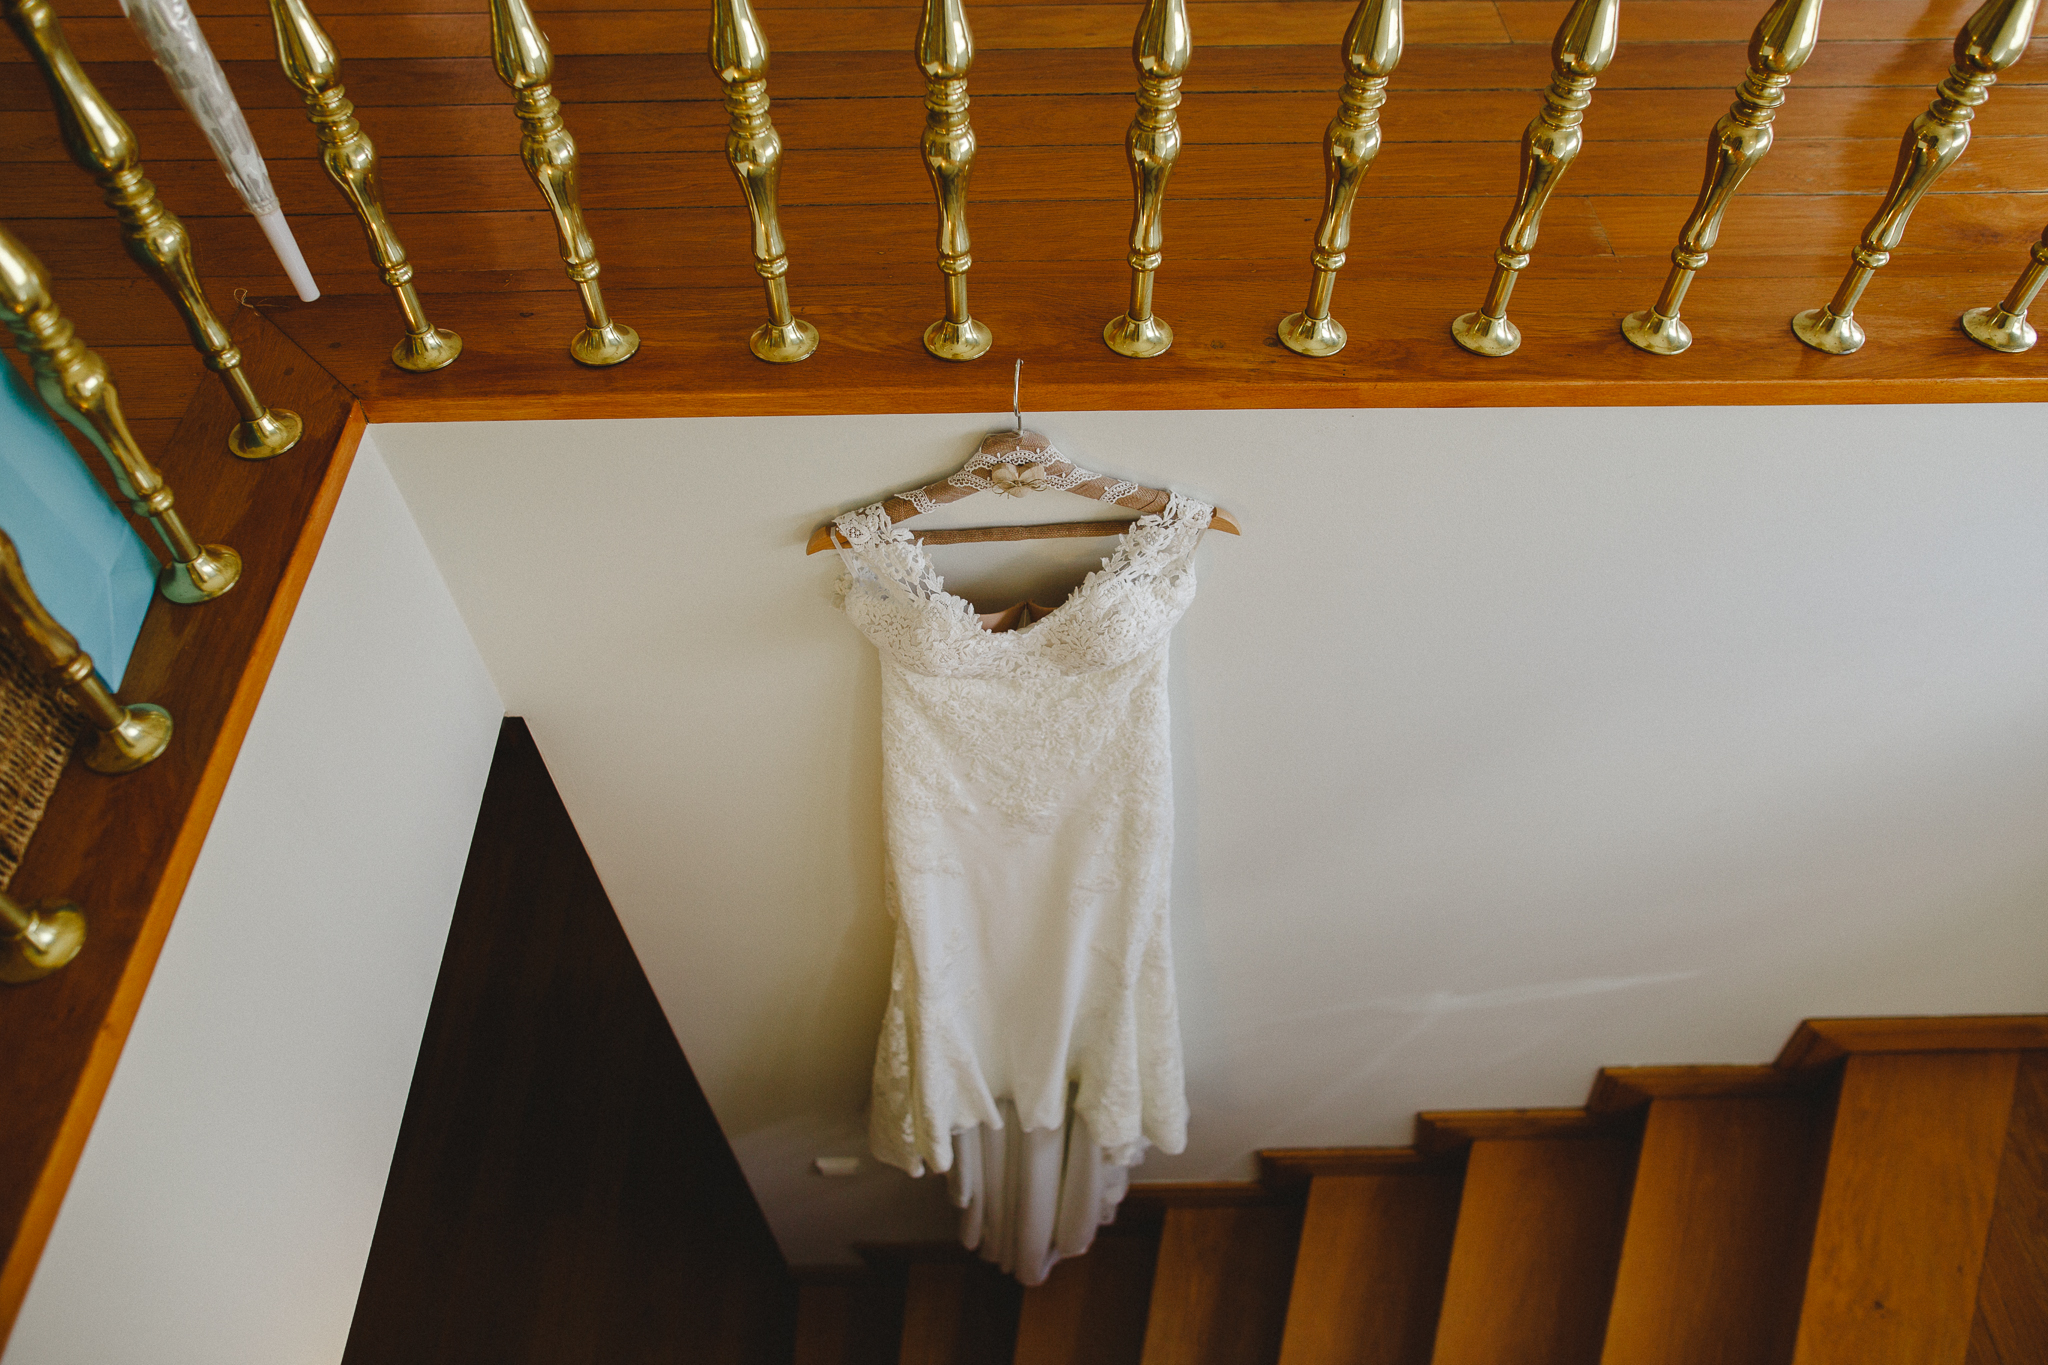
[879,497,1194,638]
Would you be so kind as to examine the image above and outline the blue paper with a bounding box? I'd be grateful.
[0,359,158,690]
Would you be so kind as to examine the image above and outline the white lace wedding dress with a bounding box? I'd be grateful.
[832,473,1211,1286]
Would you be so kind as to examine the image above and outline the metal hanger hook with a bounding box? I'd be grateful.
[1013,358,1023,433]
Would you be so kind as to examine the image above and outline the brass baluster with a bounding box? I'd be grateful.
[0,225,240,606]
[1623,0,1823,354]
[0,525,173,779]
[269,0,461,372]
[1,887,86,984]
[1105,0,1191,358]
[918,0,990,362]
[490,0,638,366]
[1793,0,2038,354]
[1961,220,2048,352]
[1278,0,1402,358]
[4,0,302,459]
[712,0,818,363]
[1451,0,1620,358]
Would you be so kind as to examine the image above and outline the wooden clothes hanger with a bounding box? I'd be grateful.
[805,361,1242,555]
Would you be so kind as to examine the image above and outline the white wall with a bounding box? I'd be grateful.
[372,406,2048,1265]
[4,438,503,1365]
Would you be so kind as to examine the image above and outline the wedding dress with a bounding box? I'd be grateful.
[832,464,1212,1285]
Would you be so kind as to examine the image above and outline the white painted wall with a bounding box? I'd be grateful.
[372,406,2048,1265]
[4,438,502,1365]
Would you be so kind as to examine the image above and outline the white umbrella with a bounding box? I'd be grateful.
[118,0,320,301]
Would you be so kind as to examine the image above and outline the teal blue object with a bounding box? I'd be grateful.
[0,359,157,690]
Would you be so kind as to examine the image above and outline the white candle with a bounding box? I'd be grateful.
[118,0,321,302]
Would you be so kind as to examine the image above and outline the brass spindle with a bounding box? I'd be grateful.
[4,0,302,459]
[1793,0,2039,354]
[269,0,461,372]
[1,887,86,984]
[0,525,173,778]
[712,0,818,363]
[1105,0,1191,359]
[918,0,990,362]
[1623,0,1824,354]
[1961,221,2048,352]
[490,0,639,366]
[0,224,240,606]
[1278,0,1402,358]
[1451,0,1620,358]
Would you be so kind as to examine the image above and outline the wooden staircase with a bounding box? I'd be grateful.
[793,1016,2048,1365]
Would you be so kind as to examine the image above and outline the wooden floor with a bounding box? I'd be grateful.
[7,0,2048,426]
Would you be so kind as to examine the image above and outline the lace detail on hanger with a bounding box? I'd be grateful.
[905,488,942,515]
[943,442,1151,505]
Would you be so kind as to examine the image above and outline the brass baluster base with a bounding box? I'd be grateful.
[573,321,642,367]
[395,327,463,372]
[228,407,304,461]
[1791,305,1864,354]
[1961,303,2037,352]
[924,317,990,362]
[1621,306,1693,355]
[749,318,816,364]
[1,898,85,983]
[1104,314,1174,359]
[158,544,241,604]
[1278,309,1347,358]
[85,700,174,773]
[1451,305,1522,357]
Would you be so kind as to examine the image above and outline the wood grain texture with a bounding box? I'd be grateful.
[1587,1065,1814,1114]
[1125,1181,1282,1208]
[1139,1204,1303,1365]
[895,1257,1022,1365]
[1259,1148,1434,1188]
[1777,1017,2048,1069]
[1428,1136,1639,1365]
[1275,1171,1463,1365]
[0,312,360,1353]
[1967,1052,2048,1365]
[1415,1108,1605,1154]
[1790,1052,2020,1365]
[1013,1232,1161,1365]
[339,719,794,1365]
[1599,1093,1836,1365]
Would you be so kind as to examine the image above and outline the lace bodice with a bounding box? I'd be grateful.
[832,492,1213,680]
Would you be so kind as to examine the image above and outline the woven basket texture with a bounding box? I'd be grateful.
[0,630,78,891]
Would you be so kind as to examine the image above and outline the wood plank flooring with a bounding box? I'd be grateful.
[5,0,2048,428]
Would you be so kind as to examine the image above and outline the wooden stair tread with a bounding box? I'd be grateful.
[1791,1052,2023,1365]
[1428,1133,1638,1365]
[1013,1232,1161,1365]
[1970,1053,2048,1365]
[897,1257,1022,1365]
[1776,1015,2048,1068]
[1275,1170,1462,1365]
[1599,1092,1835,1365]
[1140,1204,1302,1365]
